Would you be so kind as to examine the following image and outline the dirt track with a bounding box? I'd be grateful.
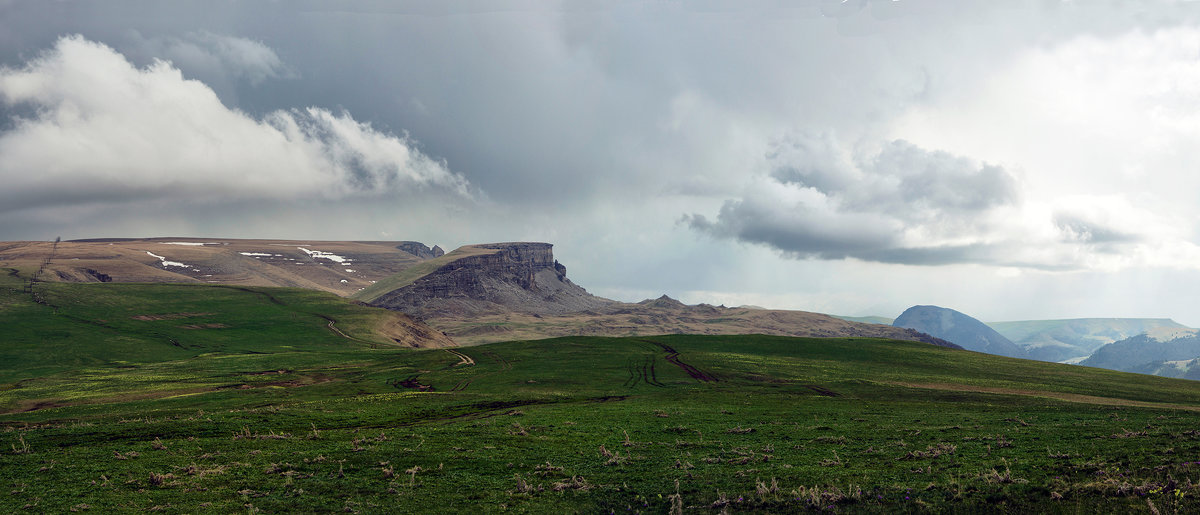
[640,339,718,382]
[890,381,1200,412]
[445,349,475,366]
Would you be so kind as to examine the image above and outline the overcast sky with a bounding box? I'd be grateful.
[4,0,1200,324]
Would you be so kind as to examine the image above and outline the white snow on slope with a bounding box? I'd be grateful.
[146,251,189,268]
[298,247,350,263]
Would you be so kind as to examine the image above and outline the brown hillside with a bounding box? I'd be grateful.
[2,238,954,351]
[429,295,959,348]
[0,238,434,296]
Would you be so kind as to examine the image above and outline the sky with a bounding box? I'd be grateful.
[4,0,1200,324]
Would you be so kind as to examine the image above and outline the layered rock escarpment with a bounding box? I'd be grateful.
[369,242,612,318]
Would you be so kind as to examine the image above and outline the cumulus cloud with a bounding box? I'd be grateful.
[0,35,471,214]
[686,134,1025,266]
[687,129,1200,271]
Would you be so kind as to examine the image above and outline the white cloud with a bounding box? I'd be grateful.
[887,26,1200,272]
[686,135,1037,266]
[0,35,471,214]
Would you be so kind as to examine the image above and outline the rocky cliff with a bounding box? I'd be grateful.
[369,242,612,318]
[396,241,445,259]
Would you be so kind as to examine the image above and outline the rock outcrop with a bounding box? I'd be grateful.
[396,241,445,259]
[369,242,612,318]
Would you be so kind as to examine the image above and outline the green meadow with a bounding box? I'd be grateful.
[4,270,1200,513]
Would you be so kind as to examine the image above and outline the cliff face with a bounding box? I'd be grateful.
[370,242,611,318]
[396,241,445,260]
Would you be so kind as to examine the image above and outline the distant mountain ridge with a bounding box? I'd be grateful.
[894,305,1028,358]
[1080,332,1200,373]
[988,318,1192,362]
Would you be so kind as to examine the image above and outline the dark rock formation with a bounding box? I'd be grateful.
[894,305,1028,358]
[370,242,612,318]
[396,241,445,259]
[84,268,112,282]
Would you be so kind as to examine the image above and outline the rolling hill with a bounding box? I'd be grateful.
[894,305,1029,358]
[6,275,1200,511]
[433,295,960,347]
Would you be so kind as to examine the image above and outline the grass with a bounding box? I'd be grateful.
[5,274,1200,512]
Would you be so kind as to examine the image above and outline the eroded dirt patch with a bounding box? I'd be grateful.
[179,323,229,329]
[131,312,214,321]
[889,381,1200,412]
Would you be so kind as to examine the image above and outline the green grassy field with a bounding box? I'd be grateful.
[5,271,1200,513]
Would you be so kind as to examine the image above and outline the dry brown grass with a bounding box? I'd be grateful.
[890,381,1200,412]
[434,305,955,346]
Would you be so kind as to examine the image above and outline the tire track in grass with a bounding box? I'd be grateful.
[639,339,718,382]
[623,358,638,387]
[444,349,477,391]
[444,349,475,366]
[623,355,666,388]
[804,385,840,397]
[480,350,512,370]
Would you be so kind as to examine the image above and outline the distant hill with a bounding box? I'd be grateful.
[1080,332,1200,374]
[0,238,435,297]
[832,315,895,325]
[4,238,961,350]
[435,295,962,347]
[988,318,1193,362]
[894,305,1028,358]
[1129,357,1200,380]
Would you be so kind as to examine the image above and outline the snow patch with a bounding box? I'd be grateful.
[344,269,356,273]
[298,247,350,263]
[239,252,273,257]
[161,242,212,246]
[146,251,189,268]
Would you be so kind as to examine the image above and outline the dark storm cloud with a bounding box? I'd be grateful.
[0,0,1192,216]
[0,0,1197,277]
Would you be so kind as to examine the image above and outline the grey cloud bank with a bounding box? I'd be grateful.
[3,1,1200,324]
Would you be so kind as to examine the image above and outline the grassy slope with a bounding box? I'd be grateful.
[350,246,499,303]
[6,277,1200,512]
[0,269,409,407]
